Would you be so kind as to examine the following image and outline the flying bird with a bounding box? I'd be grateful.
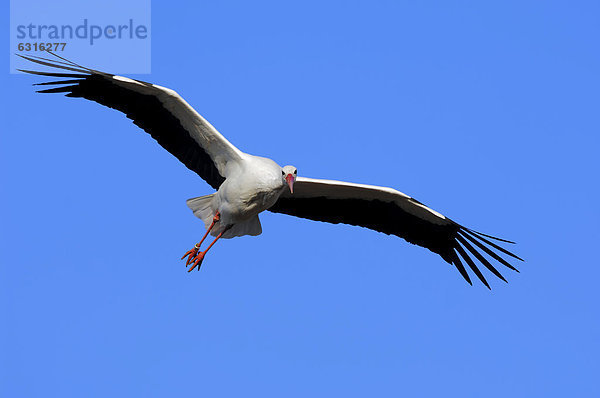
[18,52,523,288]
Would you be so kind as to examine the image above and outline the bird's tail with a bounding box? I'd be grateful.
[186,194,216,230]
[186,194,262,239]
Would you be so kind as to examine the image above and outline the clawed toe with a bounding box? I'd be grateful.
[187,252,205,272]
[181,249,196,265]
[180,223,231,274]
[181,243,201,264]
[181,244,206,272]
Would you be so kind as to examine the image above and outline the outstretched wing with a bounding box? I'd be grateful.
[269,177,523,288]
[18,52,244,189]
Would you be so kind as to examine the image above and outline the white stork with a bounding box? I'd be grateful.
[18,52,522,288]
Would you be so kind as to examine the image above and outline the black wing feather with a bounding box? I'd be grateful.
[449,249,473,286]
[458,230,520,272]
[455,243,490,289]
[457,235,507,282]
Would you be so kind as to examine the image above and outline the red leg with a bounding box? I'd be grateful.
[187,225,232,272]
[181,212,221,265]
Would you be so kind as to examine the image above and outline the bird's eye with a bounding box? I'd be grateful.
[294,169,297,174]
[282,170,285,176]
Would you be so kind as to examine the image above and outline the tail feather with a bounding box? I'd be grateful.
[186,194,262,239]
[186,194,216,230]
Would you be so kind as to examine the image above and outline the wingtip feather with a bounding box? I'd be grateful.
[455,243,491,289]
[463,229,524,262]
[450,249,473,286]
[456,235,508,283]
[465,227,517,244]
[458,230,521,272]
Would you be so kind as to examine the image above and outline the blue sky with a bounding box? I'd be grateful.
[2,1,599,397]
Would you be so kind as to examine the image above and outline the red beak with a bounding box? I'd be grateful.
[285,174,295,194]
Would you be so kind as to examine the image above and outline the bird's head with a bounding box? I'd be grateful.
[282,165,297,193]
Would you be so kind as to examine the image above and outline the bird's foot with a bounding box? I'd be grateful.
[180,212,222,267]
[187,251,206,272]
[181,242,201,265]
[180,218,230,273]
